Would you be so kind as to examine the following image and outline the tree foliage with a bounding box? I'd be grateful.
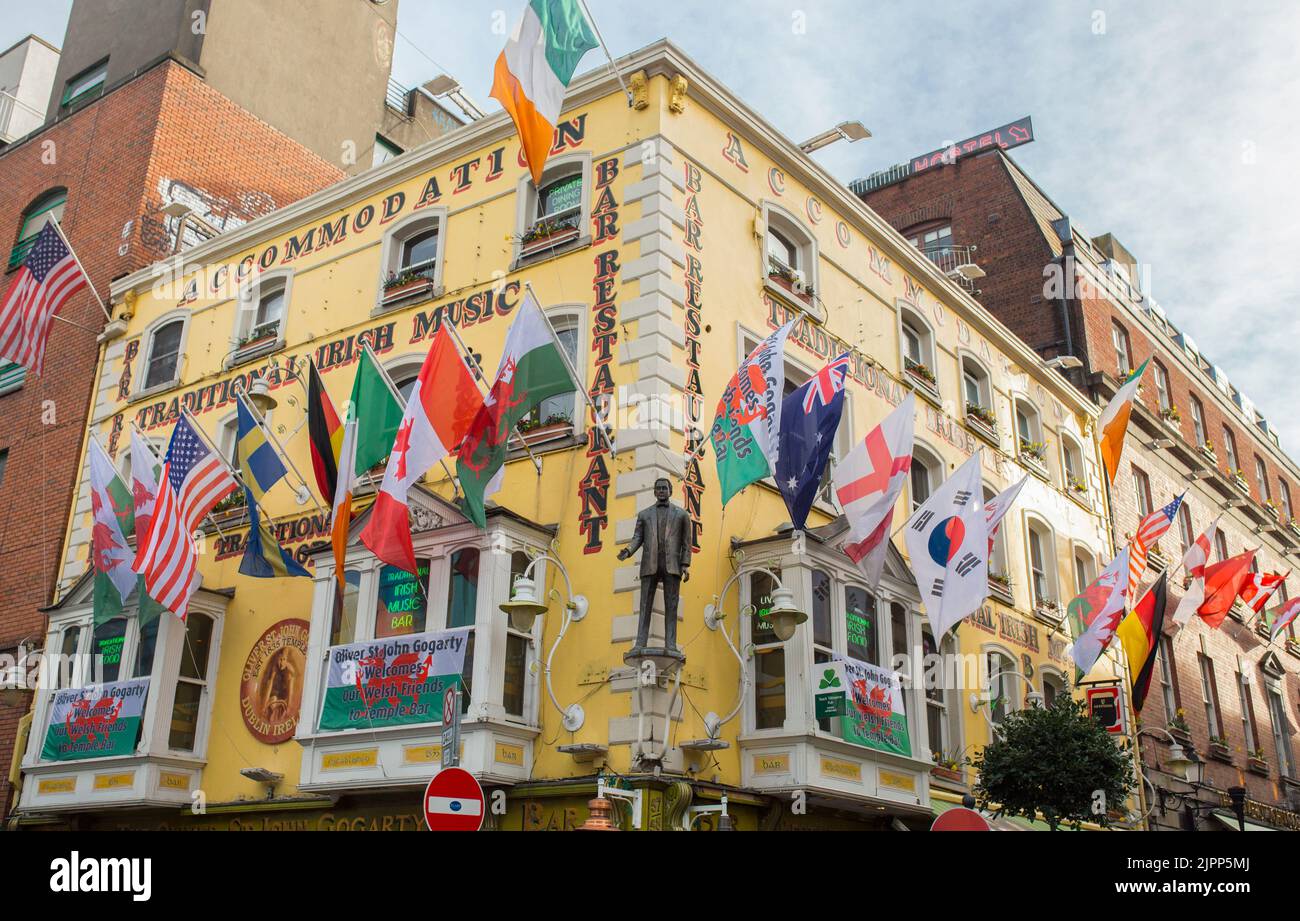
[972,693,1134,831]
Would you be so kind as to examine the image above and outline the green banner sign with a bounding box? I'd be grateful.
[40,678,150,762]
[319,629,470,732]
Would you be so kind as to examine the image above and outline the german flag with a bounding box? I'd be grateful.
[1117,572,1169,713]
[307,360,343,502]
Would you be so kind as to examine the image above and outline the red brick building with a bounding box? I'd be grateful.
[861,148,1300,830]
[0,56,343,821]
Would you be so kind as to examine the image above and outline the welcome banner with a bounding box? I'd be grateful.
[837,657,911,757]
[318,629,470,732]
[41,677,150,762]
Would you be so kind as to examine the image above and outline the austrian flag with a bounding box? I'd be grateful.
[361,326,482,574]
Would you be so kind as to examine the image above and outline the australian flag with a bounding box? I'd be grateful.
[776,354,850,530]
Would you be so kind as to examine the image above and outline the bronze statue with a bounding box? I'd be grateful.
[619,478,691,656]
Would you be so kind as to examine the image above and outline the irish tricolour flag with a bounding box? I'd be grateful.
[491,0,600,184]
[1098,358,1149,485]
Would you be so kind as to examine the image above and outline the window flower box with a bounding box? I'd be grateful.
[1288,519,1300,538]
[988,573,1014,604]
[903,359,940,400]
[519,216,581,257]
[1159,405,1181,424]
[965,402,997,441]
[1067,475,1089,499]
[1018,439,1050,479]
[1248,752,1270,776]
[1230,470,1250,494]
[1228,600,1246,623]
[1033,597,1063,624]
[516,414,574,447]
[1199,443,1218,464]
[381,269,435,306]
[1167,710,1191,743]
[930,764,964,784]
[1287,638,1300,659]
[1146,545,1169,573]
[766,262,814,305]
[211,489,247,520]
[229,322,281,366]
[1207,738,1233,763]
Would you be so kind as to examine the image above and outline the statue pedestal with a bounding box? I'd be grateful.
[621,648,686,773]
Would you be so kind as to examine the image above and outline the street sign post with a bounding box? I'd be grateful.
[423,767,484,832]
[441,684,461,769]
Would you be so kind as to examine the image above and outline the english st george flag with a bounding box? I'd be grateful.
[134,416,238,620]
[832,394,915,587]
[0,222,89,374]
[775,353,850,530]
[904,451,989,638]
[361,326,482,573]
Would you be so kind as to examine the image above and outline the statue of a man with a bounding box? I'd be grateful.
[618,477,691,655]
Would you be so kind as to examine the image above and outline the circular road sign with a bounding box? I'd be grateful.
[423,767,485,832]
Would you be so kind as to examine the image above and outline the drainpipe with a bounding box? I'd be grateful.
[1056,239,1078,377]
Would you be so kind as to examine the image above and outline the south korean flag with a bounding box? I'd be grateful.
[904,451,991,638]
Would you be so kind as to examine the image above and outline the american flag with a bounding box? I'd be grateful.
[1127,494,1184,600]
[0,223,88,374]
[134,416,237,619]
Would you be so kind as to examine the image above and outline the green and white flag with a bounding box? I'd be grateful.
[40,677,150,762]
[350,346,405,476]
[456,291,575,527]
[318,628,470,731]
[709,320,794,506]
[88,438,135,625]
[837,656,911,756]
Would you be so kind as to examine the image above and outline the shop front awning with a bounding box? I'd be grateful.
[930,798,1057,831]
[1210,811,1276,831]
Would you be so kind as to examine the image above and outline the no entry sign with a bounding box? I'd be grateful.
[423,767,485,832]
[930,806,991,832]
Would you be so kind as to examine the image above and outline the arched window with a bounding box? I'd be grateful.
[1152,361,1172,412]
[142,318,185,391]
[1042,669,1066,708]
[1073,546,1096,594]
[10,188,67,269]
[380,211,447,306]
[900,307,938,392]
[961,355,992,419]
[525,311,580,434]
[923,627,957,760]
[1061,433,1086,496]
[762,203,818,307]
[1015,399,1045,468]
[516,154,590,264]
[232,271,290,362]
[910,445,941,511]
[907,222,954,257]
[983,485,1010,584]
[987,649,1020,724]
[1026,518,1058,607]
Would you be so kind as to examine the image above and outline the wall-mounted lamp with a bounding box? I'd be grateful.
[799,121,872,154]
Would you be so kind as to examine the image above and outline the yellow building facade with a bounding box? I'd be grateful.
[13,42,1128,831]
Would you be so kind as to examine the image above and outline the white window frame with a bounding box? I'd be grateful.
[513,152,592,266]
[376,208,448,312]
[1061,432,1086,497]
[1040,666,1067,709]
[228,269,292,369]
[909,443,942,513]
[984,645,1021,726]
[134,309,190,399]
[959,353,993,416]
[760,201,820,315]
[1024,514,1059,608]
[898,303,939,398]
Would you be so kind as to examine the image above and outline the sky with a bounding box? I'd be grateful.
[5,0,1299,456]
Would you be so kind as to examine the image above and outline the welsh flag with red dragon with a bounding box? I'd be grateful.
[456,290,575,528]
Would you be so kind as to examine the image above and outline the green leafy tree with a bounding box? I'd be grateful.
[972,693,1134,831]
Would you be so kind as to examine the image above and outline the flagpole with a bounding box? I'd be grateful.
[179,408,279,540]
[48,218,113,322]
[232,385,325,513]
[576,0,632,107]
[523,281,617,458]
[50,313,105,335]
[360,341,466,495]
[438,318,546,475]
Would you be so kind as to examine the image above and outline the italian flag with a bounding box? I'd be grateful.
[361,326,482,574]
[1098,358,1149,484]
[491,0,600,184]
[457,291,574,527]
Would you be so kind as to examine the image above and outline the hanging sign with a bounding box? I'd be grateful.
[318,629,470,732]
[40,678,150,762]
[838,656,912,757]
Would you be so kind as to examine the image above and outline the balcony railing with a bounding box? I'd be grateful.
[918,244,983,291]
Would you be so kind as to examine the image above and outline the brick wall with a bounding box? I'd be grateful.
[0,59,342,819]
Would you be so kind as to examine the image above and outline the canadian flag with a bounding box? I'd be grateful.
[360,326,483,573]
[1240,570,1288,615]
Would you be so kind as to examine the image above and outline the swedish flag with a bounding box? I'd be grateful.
[235,398,308,578]
[236,398,287,503]
[239,488,310,579]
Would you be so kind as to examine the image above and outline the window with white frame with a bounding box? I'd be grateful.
[900,308,937,390]
[762,204,818,304]
[1061,433,1086,495]
[1073,547,1096,595]
[142,318,184,391]
[1026,519,1057,607]
[1112,321,1133,376]
[1132,464,1153,518]
[517,156,589,261]
[381,211,447,301]
[1281,479,1294,521]
[1256,456,1271,503]
[1153,361,1172,412]
[749,569,787,731]
[986,649,1020,725]
[961,356,992,423]
[1177,502,1195,554]
[1041,669,1066,709]
[1223,426,1240,474]
[522,312,580,433]
[1267,684,1295,778]
[1198,653,1224,739]
[908,222,953,257]
[983,486,1009,583]
[1238,667,1258,755]
[1190,396,1207,447]
[1214,529,1229,562]
[910,445,941,512]
[1014,399,1044,464]
[1157,634,1179,724]
[923,626,958,760]
[234,273,289,354]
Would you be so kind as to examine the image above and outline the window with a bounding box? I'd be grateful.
[1267,686,1295,778]
[373,135,402,167]
[381,212,447,304]
[1061,434,1085,494]
[1177,502,1195,554]
[922,628,952,757]
[1238,669,1258,755]
[1073,548,1096,594]
[330,569,362,646]
[811,569,833,732]
[750,570,786,730]
[961,356,993,433]
[9,188,66,269]
[516,156,589,262]
[987,650,1019,725]
[1153,361,1172,412]
[1190,396,1207,447]
[60,59,107,113]
[910,446,940,512]
[522,313,579,432]
[1015,400,1044,467]
[1132,465,1153,518]
[1157,635,1179,724]
[168,613,214,751]
[1042,670,1066,709]
[1281,480,1294,522]
[844,585,878,665]
[1223,426,1239,474]
[900,308,937,390]
[762,204,819,306]
[232,273,289,360]
[1214,529,1229,562]
[1112,321,1133,376]
[1256,457,1271,503]
[1026,520,1056,606]
[984,486,1009,581]
[908,222,953,257]
[142,318,184,391]
[1198,653,1223,739]
[0,449,6,490]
